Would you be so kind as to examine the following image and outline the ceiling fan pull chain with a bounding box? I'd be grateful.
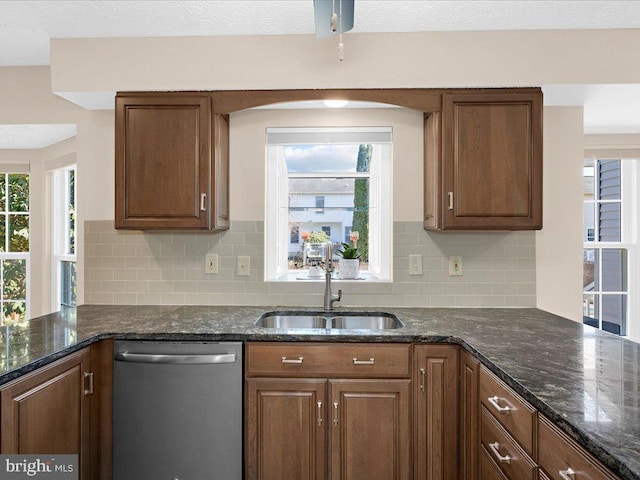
[337,0,344,62]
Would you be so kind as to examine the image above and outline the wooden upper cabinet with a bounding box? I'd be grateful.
[115,93,229,231]
[425,89,543,230]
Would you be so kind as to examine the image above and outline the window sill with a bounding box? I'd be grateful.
[269,271,391,283]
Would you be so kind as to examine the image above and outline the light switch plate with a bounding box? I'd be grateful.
[449,256,463,276]
[205,254,218,274]
[237,256,250,276]
[409,255,423,275]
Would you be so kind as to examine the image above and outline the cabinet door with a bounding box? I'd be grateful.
[414,345,458,480]
[115,94,211,229]
[329,379,411,480]
[442,90,542,230]
[246,378,326,480]
[0,348,91,479]
[460,350,480,480]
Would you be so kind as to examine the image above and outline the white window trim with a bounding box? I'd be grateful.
[0,171,31,323]
[265,128,393,282]
[583,158,637,340]
[51,166,77,311]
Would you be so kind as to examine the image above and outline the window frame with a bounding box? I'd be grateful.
[265,127,393,282]
[583,158,636,338]
[0,172,31,324]
[51,165,77,311]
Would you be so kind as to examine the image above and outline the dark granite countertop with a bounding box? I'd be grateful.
[0,305,638,479]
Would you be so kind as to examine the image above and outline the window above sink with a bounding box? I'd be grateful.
[265,127,393,282]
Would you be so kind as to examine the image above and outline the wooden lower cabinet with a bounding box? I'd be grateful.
[0,348,91,478]
[460,350,480,480]
[330,379,411,480]
[414,345,458,480]
[246,378,326,480]
[0,341,112,480]
[246,377,410,480]
[538,416,620,480]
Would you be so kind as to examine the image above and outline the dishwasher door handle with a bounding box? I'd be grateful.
[115,352,237,365]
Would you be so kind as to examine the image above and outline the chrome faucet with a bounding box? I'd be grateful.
[323,241,342,310]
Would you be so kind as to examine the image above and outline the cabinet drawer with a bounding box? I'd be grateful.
[246,343,411,378]
[538,416,620,480]
[480,444,509,480]
[481,406,537,480]
[480,366,536,455]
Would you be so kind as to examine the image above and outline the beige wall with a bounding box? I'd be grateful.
[50,29,640,96]
[5,28,640,318]
[536,107,584,321]
[230,107,423,221]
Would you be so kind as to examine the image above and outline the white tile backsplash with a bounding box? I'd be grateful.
[84,221,536,307]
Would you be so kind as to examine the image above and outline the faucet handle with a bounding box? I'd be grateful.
[337,289,342,300]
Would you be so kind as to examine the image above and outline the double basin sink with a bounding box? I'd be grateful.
[255,311,403,330]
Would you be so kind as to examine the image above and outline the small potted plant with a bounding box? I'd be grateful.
[336,242,361,279]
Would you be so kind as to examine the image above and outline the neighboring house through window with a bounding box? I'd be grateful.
[583,159,631,336]
[265,127,392,281]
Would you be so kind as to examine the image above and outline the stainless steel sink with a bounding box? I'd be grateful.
[255,314,326,329]
[255,311,403,330]
[330,315,403,330]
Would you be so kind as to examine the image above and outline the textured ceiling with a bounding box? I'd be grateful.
[1,0,640,144]
[0,0,639,66]
[0,124,77,149]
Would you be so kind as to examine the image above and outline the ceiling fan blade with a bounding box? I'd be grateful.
[313,0,354,38]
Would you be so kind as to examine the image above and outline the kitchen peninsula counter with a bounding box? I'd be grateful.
[0,305,638,479]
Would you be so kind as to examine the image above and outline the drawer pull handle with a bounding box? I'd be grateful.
[352,357,375,365]
[488,442,511,464]
[559,468,576,480]
[333,402,339,427]
[420,368,426,393]
[281,356,303,364]
[447,191,454,210]
[488,396,511,413]
[317,401,323,427]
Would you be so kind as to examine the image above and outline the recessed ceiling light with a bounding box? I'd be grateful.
[323,99,349,108]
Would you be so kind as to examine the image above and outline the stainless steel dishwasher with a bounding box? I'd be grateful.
[113,341,242,480]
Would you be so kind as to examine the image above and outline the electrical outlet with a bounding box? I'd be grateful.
[205,254,218,274]
[237,256,250,276]
[449,256,463,276]
[409,255,423,275]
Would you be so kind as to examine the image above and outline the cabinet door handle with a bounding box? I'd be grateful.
[333,402,339,427]
[84,372,94,395]
[559,468,576,480]
[447,191,454,210]
[352,358,375,365]
[200,193,207,211]
[420,368,426,392]
[487,396,511,413]
[317,401,323,426]
[281,356,303,364]
[488,442,511,464]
